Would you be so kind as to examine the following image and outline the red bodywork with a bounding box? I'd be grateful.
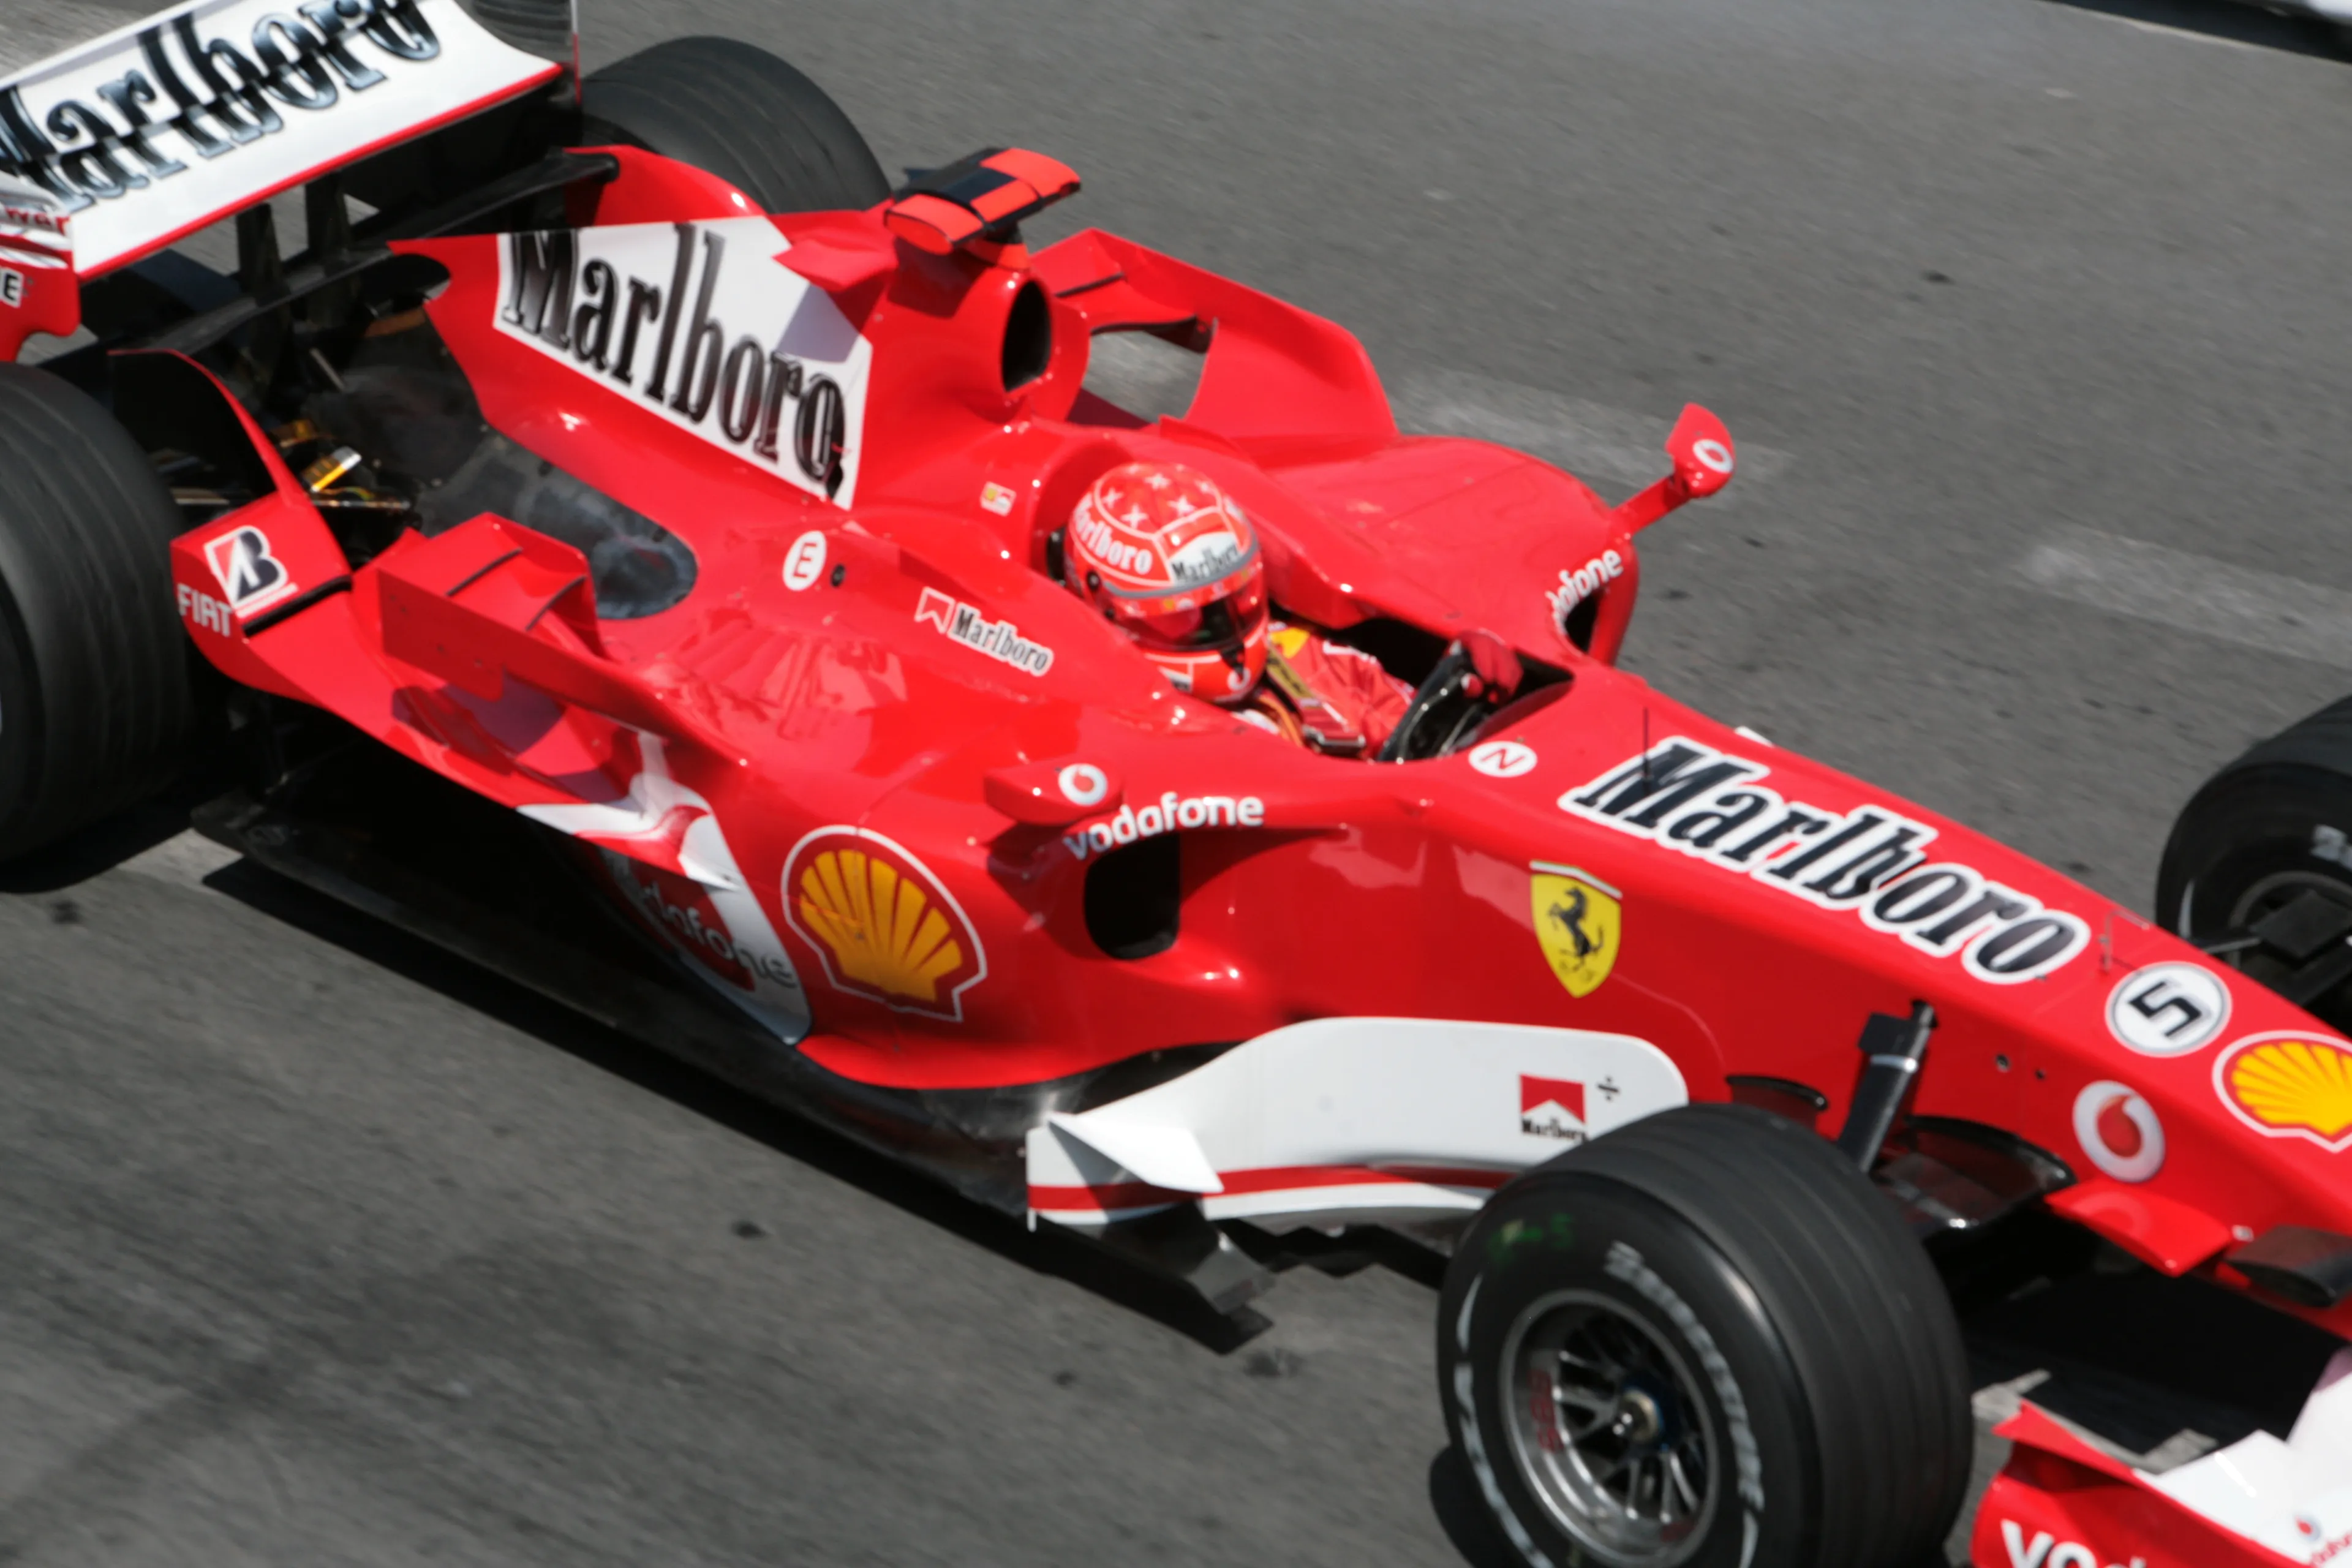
[154,147,2351,1564]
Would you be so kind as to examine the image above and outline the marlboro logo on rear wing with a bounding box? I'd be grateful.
[0,0,559,278]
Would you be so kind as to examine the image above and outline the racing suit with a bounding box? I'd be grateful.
[1236,623,1416,756]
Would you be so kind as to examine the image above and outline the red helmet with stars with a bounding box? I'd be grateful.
[1063,460,1268,703]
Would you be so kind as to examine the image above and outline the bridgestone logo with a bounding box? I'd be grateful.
[496,217,871,507]
[1602,1242,1766,1519]
[1561,738,2089,984]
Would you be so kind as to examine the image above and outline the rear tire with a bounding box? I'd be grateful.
[1436,1104,1970,1568]
[0,366,194,860]
[581,39,890,215]
[2157,695,2352,1027]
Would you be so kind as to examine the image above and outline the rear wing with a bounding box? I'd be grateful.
[0,0,559,281]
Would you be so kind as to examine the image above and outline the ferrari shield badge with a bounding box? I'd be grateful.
[1530,862,1621,998]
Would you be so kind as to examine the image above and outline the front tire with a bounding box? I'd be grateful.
[2158,695,2352,1027]
[1436,1104,1970,1568]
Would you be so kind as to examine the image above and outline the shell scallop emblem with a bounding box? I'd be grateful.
[2215,1033,2352,1152]
[782,828,987,1021]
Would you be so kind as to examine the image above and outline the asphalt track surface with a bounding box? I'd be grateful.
[6,0,2352,1562]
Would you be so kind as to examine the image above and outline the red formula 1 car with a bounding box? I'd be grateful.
[2,7,2348,1566]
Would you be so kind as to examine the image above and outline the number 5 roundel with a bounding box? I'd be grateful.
[2105,961,2230,1057]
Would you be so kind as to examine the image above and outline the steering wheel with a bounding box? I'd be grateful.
[1377,643,1491,763]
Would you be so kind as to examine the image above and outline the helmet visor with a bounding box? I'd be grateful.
[1124,574,1267,651]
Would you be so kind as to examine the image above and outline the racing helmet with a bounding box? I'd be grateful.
[1063,461,1268,703]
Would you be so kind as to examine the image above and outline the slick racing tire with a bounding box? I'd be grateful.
[581,39,891,216]
[1437,1104,1970,1568]
[2158,693,2352,1027]
[0,366,194,860]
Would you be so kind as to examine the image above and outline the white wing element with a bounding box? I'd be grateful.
[0,0,557,276]
[2145,1345,2352,1562]
[1044,1117,1223,1195]
[1027,1017,1689,1229]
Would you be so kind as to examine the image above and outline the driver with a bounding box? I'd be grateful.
[1062,460,1520,755]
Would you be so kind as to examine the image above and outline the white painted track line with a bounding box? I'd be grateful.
[1079,342,1792,499]
[2021,524,2352,668]
[116,829,241,891]
[2100,14,2265,52]
[1386,369,1793,496]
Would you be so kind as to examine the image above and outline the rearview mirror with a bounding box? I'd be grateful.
[1615,402,1736,530]
[1668,404,1736,500]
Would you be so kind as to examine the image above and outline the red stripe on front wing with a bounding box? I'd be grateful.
[1028,1163,1513,1212]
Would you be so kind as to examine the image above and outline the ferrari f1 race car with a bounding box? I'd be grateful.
[1,4,2348,1566]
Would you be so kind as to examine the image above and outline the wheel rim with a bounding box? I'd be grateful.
[2223,870,2352,1010]
[1499,1289,1720,1566]
[2226,869,2352,937]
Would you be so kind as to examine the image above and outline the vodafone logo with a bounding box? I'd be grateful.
[1469,740,1538,779]
[1546,548,1625,634]
[2302,1517,2352,1565]
[1691,439,1733,475]
[2072,1081,2164,1183]
[1060,791,1265,861]
[606,851,797,993]
[1057,763,1109,807]
[1997,1520,2148,1568]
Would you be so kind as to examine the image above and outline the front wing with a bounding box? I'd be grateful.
[1974,1363,2352,1568]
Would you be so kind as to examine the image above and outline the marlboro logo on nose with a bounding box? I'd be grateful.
[1562,737,2090,986]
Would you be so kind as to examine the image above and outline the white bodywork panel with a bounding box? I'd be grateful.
[1026,1016,1690,1229]
[0,0,556,275]
[2145,1346,2352,1561]
[521,739,812,1044]
[491,217,875,508]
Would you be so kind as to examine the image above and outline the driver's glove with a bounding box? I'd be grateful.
[1460,630,1524,704]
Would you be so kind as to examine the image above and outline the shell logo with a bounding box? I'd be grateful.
[2215,1033,2352,1153]
[782,827,987,1021]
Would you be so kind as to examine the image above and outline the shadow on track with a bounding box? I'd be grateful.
[2041,0,2348,58]
[194,850,1281,1355]
[1427,1447,1524,1568]
[0,793,200,894]
[1426,1444,1969,1567]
